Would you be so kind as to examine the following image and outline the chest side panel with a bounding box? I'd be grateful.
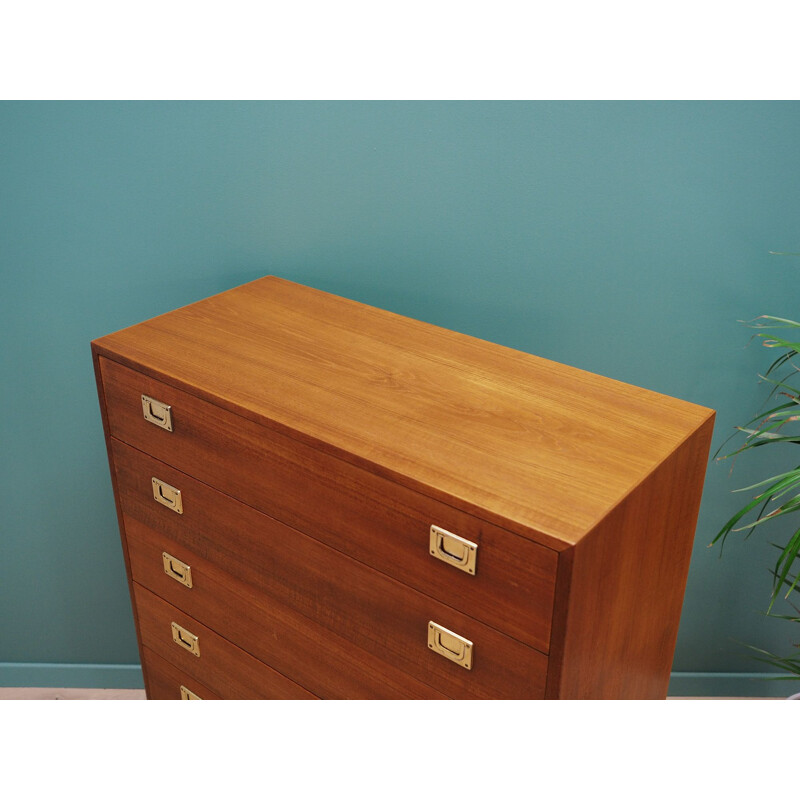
[547,413,715,699]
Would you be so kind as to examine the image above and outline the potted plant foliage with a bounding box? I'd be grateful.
[713,314,800,695]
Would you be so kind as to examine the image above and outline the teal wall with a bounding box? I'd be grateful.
[2,101,799,695]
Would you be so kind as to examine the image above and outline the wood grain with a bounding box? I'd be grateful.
[112,439,548,699]
[546,413,716,699]
[126,515,448,699]
[134,585,318,700]
[93,276,716,700]
[104,363,558,652]
[92,276,714,547]
[91,349,155,699]
[142,647,222,700]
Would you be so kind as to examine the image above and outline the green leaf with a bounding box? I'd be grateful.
[757,374,800,399]
[772,528,800,608]
[757,334,800,354]
[741,415,800,442]
[732,431,800,449]
[748,315,800,329]
[763,350,797,378]
[730,468,800,495]
[713,401,799,460]
[765,612,800,621]
[734,496,800,535]
[711,490,780,547]
[745,643,800,676]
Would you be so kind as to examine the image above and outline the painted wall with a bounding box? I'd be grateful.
[2,101,799,694]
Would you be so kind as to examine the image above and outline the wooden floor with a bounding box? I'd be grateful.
[0,688,146,700]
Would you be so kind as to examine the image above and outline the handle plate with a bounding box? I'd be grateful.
[152,477,183,514]
[179,685,202,700]
[141,394,173,431]
[162,552,192,588]
[427,621,473,670]
[171,622,200,657]
[429,525,478,575]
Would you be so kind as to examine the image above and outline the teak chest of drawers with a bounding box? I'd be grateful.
[92,276,714,699]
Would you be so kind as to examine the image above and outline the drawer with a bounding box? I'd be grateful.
[134,584,318,700]
[142,646,221,700]
[101,356,557,652]
[115,440,548,699]
[128,515,448,699]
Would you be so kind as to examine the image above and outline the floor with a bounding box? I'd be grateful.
[0,688,147,699]
[0,688,775,699]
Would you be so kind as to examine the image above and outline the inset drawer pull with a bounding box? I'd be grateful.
[141,394,173,432]
[152,477,183,514]
[162,552,192,588]
[429,525,477,575]
[179,685,202,700]
[427,621,473,670]
[171,622,200,657]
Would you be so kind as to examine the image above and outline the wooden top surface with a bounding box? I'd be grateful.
[93,276,714,550]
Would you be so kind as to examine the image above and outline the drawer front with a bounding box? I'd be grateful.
[115,441,548,699]
[128,516,448,699]
[134,584,318,700]
[101,356,557,653]
[142,646,222,700]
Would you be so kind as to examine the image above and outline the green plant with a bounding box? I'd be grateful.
[712,315,800,681]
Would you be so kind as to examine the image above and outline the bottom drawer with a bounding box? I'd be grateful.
[135,583,318,700]
[143,646,221,700]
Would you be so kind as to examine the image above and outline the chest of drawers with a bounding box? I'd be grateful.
[92,276,714,699]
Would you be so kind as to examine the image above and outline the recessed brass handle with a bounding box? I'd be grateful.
[428,621,473,670]
[141,394,173,432]
[171,622,200,657]
[152,477,183,514]
[179,685,202,700]
[429,525,477,575]
[162,552,192,588]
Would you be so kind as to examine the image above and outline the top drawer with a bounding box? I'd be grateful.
[99,357,558,652]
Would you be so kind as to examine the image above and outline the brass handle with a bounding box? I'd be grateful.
[427,621,473,670]
[141,394,173,431]
[429,525,477,575]
[162,552,192,588]
[152,477,183,514]
[171,622,200,657]
[179,685,202,700]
